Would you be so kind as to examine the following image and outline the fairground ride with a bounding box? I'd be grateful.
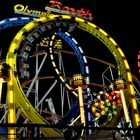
[0,15,140,139]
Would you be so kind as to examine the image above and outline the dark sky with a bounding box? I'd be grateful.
[0,0,139,78]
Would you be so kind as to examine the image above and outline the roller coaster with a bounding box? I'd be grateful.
[0,14,140,140]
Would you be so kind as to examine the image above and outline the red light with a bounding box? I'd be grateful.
[138,54,140,60]
[138,61,140,68]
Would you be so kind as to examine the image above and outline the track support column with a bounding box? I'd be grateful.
[114,79,130,123]
[70,74,87,126]
[7,66,16,139]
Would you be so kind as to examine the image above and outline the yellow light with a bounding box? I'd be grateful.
[52,35,55,40]
[133,112,140,127]
[49,47,52,53]
[52,61,56,67]
[92,107,95,112]
[62,15,71,19]
[75,17,85,22]
[0,78,3,103]
[101,110,106,115]
[25,22,37,31]
[109,37,117,45]
[9,91,14,103]
[87,22,97,28]
[100,104,105,109]
[99,28,108,36]
[8,59,14,69]
[9,109,14,123]
[50,54,54,60]
[50,40,53,46]
[95,113,100,117]
[10,43,17,53]
[65,83,71,89]
[127,72,132,81]
[8,129,16,140]
[9,79,13,86]
[124,59,130,69]
[59,76,65,83]
[49,14,58,20]
[117,48,125,57]
[131,98,138,110]
[129,84,135,95]
[135,116,140,127]
[35,17,47,22]
[26,102,30,108]
[72,91,78,97]
[15,31,24,40]
[55,68,59,74]
[95,102,98,106]
[9,129,15,134]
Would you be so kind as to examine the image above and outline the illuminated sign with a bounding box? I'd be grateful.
[45,0,93,20]
[14,0,93,21]
[14,4,51,17]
